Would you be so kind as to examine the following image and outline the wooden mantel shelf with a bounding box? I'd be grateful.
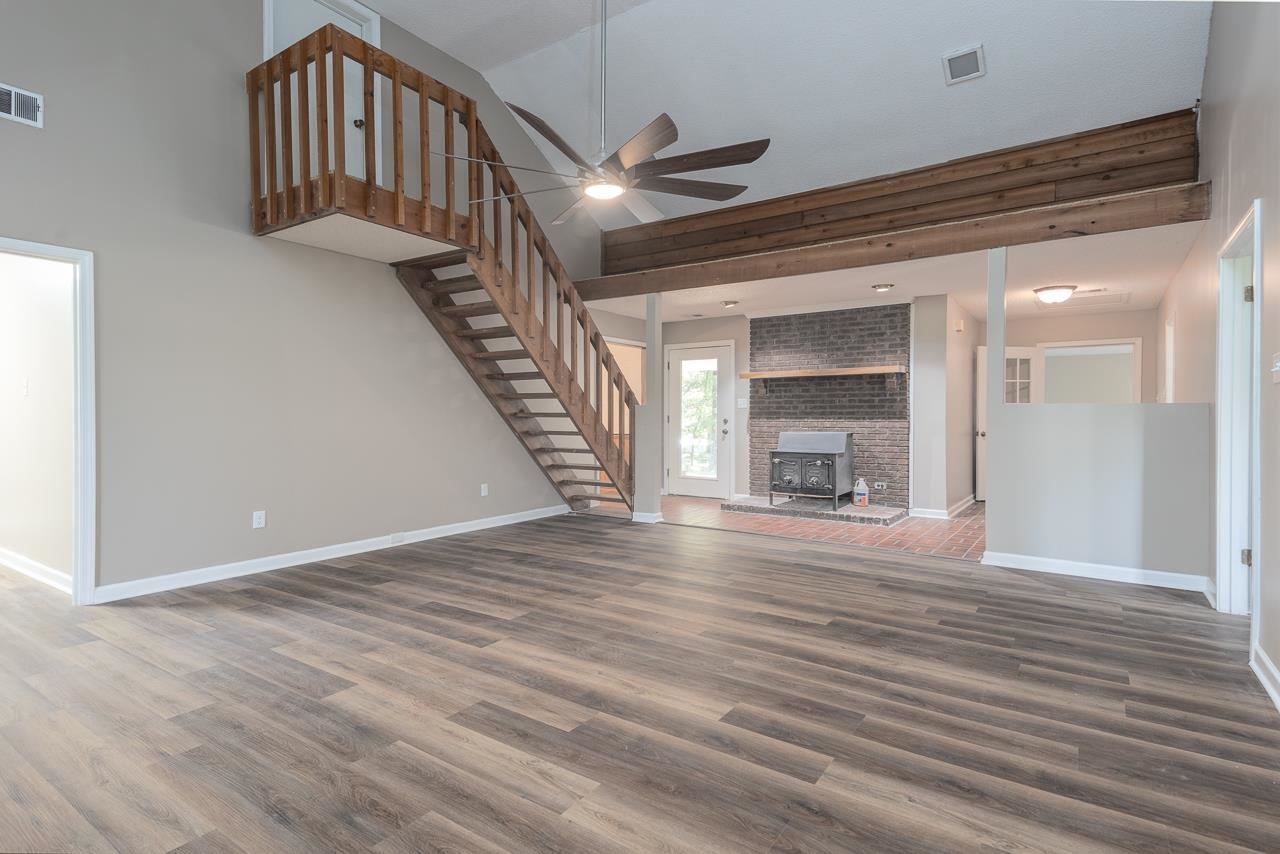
[739,365,907,380]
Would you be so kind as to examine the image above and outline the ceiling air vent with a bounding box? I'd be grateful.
[0,82,43,128]
[942,45,986,85]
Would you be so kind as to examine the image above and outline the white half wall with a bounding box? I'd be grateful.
[986,402,1213,582]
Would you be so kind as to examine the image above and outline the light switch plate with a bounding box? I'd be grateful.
[1272,353,1280,384]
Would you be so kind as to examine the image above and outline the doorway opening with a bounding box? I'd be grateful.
[1215,200,1262,619]
[0,237,95,605]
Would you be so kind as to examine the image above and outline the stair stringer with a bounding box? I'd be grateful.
[395,262,620,510]
[464,247,633,509]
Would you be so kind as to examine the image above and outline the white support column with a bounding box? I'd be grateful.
[632,293,664,522]
[982,247,1007,561]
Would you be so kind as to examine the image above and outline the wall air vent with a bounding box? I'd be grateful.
[0,82,43,128]
[942,45,986,85]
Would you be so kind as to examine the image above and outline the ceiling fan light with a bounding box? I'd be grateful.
[1034,285,1077,305]
[584,180,626,200]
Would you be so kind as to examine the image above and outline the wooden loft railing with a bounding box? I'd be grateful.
[246,25,637,502]
[246,25,481,242]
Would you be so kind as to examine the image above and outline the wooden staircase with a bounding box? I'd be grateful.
[395,251,634,510]
[245,26,637,509]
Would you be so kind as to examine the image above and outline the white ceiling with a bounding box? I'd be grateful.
[588,221,1205,322]
[365,0,655,72]
[471,0,1211,220]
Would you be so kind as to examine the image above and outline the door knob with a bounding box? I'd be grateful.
[979,431,987,437]
[353,118,365,129]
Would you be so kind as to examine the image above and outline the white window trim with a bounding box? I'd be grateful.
[1036,337,1143,403]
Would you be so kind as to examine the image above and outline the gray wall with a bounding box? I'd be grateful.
[748,306,911,507]
[0,254,74,576]
[1159,3,1280,666]
[911,297,948,513]
[0,0,586,586]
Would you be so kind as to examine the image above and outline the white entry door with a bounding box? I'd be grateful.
[666,344,734,499]
[975,345,1044,500]
[267,0,382,183]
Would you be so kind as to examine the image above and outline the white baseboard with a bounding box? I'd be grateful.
[631,512,664,524]
[1252,643,1280,716]
[0,546,72,595]
[909,508,949,519]
[981,551,1211,592]
[909,495,975,520]
[1204,578,1217,609]
[91,504,569,605]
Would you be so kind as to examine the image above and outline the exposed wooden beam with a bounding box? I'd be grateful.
[575,181,1211,301]
[600,109,1199,276]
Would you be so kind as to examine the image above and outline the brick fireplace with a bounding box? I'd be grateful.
[748,305,910,507]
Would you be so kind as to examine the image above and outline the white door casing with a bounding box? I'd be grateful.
[665,343,734,499]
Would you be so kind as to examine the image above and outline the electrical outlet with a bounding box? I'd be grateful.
[1272,352,1280,384]
[874,482,887,491]
[22,378,29,398]
[251,510,266,529]
[480,483,489,497]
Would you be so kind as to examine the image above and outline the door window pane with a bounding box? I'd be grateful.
[1004,358,1031,404]
[679,358,718,478]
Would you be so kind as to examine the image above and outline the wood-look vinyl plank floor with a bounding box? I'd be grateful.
[1,513,1278,852]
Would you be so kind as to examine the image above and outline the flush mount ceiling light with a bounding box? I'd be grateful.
[583,180,626,200]
[871,283,895,292]
[720,300,740,308]
[1034,285,1077,305]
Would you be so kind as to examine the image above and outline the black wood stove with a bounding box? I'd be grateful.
[769,431,855,511]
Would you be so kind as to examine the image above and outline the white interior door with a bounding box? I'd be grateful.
[268,0,381,184]
[975,345,1044,500]
[666,345,734,499]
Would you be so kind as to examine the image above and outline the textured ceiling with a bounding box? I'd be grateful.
[364,0,655,72]
[477,0,1211,219]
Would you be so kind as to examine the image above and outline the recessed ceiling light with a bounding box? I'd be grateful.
[1034,285,1076,305]
[721,300,739,308]
[871,283,895,292]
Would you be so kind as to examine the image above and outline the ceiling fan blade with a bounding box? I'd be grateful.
[551,196,586,225]
[601,113,678,174]
[627,138,771,180]
[632,176,748,201]
[505,102,595,173]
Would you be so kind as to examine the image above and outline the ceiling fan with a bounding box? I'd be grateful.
[481,0,770,224]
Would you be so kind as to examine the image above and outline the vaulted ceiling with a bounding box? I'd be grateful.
[374,0,1212,225]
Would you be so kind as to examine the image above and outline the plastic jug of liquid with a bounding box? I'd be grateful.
[853,478,870,507]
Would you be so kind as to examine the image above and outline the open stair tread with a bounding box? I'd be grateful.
[572,494,627,503]
[486,371,545,381]
[471,349,530,361]
[394,249,470,269]
[521,430,582,437]
[425,275,483,294]
[441,301,500,318]
[496,392,558,399]
[559,478,616,487]
[458,326,515,340]
[545,463,606,471]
